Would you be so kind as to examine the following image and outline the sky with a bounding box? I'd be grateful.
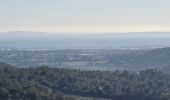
[0,0,170,34]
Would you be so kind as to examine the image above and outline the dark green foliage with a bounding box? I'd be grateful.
[0,62,170,100]
[0,63,72,100]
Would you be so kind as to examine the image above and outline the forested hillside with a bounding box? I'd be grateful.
[107,47,170,70]
[0,62,170,100]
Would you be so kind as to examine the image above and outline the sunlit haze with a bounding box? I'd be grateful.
[0,0,170,34]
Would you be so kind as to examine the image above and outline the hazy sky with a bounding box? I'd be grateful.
[0,0,170,33]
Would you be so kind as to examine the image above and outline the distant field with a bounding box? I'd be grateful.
[0,47,170,72]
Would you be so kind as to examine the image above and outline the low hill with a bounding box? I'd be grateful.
[108,47,170,70]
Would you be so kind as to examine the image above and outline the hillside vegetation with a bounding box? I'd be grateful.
[0,62,170,100]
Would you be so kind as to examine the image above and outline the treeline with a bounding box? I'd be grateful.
[0,63,75,100]
[0,62,170,100]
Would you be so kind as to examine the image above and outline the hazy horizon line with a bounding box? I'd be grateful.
[1,30,170,34]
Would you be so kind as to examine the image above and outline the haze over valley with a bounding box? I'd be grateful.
[1,31,170,49]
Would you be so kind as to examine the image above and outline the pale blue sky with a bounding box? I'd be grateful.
[0,0,170,33]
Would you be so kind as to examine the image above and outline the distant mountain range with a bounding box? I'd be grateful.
[0,31,170,49]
